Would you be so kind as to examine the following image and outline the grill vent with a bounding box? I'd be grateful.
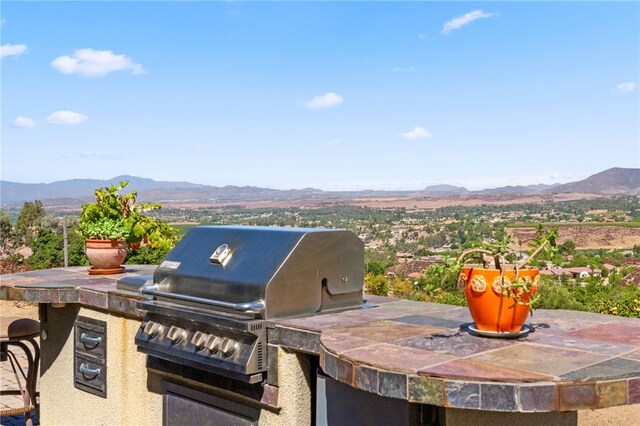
[250,323,263,331]
[256,342,264,369]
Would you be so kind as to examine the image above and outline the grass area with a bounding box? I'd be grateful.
[506,221,640,228]
[170,222,227,234]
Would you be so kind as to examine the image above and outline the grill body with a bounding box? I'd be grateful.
[126,225,365,383]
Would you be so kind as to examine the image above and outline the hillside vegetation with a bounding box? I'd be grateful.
[2,194,640,318]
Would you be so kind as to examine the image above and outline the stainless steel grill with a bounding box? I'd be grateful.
[120,225,364,384]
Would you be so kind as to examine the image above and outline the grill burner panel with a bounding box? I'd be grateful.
[135,300,268,384]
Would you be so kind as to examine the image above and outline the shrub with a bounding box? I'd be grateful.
[125,245,172,265]
[433,292,467,307]
[365,274,389,296]
[535,281,585,311]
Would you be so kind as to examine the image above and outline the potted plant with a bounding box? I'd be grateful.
[78,181,174,274]
[455,226,557,334]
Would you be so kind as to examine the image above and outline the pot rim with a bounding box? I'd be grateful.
[461,265,540,272]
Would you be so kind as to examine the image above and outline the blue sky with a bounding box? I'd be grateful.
[2,2,639,190]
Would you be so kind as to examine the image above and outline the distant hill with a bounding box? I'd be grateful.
[479,183,559,195]
[1,167,638,207]
[422,184,468,195]
[545,168,640,194]
[0,175,206,205]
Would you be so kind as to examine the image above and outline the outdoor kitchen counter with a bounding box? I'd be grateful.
[274,296,640,414]
[0,265,157,317]
[2,267,640,416]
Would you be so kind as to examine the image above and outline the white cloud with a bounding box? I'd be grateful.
[46,111,88,125]
[442,10,495,35]
[51,48,146,77]
[13,116,36,128]
[392,67,415,72]
[79,151,121,160]
[1,44,27,58]
[328,138,342,145]
[1,17,6,26]
[298,92,343,109]
[401,127,432,141]
[617,82,637,92]
[418,34,428,40]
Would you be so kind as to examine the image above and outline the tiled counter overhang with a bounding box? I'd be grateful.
[0,266,156,318]
[2,267,640,413]
[271,299,640,413]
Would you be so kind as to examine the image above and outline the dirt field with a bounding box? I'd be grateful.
[0,300,39,320]
[346,193,602,209]
[122,192,603,211]
[508,225,640,250]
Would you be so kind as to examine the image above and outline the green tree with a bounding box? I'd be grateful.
[365,259,387,276]
[0,212,13,251]
[26,229,64,270]
[125,245,171,265]
[558,240,576,256]
[65,218,89,267]
[14,200,46,245]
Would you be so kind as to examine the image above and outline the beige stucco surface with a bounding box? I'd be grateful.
[38,304,312,426]
[39,305,162,426]
[443,408,578,426]
[259,348,311,426]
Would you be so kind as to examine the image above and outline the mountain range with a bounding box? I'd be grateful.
[1,168,638,206]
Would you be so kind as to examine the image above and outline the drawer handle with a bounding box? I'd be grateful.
[80,332,102,347]
[79,363,101,379]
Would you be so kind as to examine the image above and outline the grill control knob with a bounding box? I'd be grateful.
[220,338,238,358]
[143,321,162,338]
[167,326,186,345]
[206,335,222,353]
[191,331,207,350]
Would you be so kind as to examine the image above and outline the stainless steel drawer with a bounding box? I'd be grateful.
[75,319,106,359]
[74,354,106,397]
[74,316,107,397]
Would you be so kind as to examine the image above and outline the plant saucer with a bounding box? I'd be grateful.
[88,266,125,275]
[468,323,531,339]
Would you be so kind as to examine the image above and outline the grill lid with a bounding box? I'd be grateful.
[145,226,364,319]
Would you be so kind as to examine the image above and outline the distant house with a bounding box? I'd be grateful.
[540,269,573,278]
[541,267,601,279]
[419,255,444,262]
[387,260,435,278]
[566,267,602,278]
[395,252,414,263]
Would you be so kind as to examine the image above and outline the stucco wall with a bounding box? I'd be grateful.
[39,305,313,426]
[39,305,163,426]
[259,348,312,426]
[442,408,578,426]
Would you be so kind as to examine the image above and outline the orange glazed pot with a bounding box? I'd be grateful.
[459,267,539,333]
[85,239,127,272]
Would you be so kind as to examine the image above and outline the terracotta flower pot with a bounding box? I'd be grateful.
[85,239,127,273]
[459,267,539,333]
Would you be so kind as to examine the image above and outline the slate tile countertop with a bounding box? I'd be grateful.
[273,296,640,413]
[1,267,640,413]
[0,266,156,318]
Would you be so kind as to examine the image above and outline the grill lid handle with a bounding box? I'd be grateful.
[140,287,265,315]
[210,243,232,265]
